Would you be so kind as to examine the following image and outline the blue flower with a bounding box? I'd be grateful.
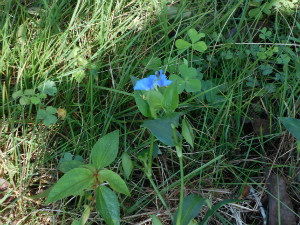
[134,69,172,91]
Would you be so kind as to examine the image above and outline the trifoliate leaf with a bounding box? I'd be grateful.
[38,80,57,96]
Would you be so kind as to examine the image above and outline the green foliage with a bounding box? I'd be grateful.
[162,81,179,113]
[150,215,163,225]
[173,194,207,225]
[279,117,300,140]
[45,168,95,204]
[175,29,207,53]
[91,130,119,169]
[96,186,120,225]
[182,117,194,148]
[121,152,133,179]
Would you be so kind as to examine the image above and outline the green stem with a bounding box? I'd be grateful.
[171,125,184,225]
[147,134,155,176]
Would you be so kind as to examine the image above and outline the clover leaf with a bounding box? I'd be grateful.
[38,80,57,96]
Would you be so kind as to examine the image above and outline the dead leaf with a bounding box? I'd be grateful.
[57,108,66,120]
[267,173,296,225]
[241,185,250,198]
[0,177,9,192]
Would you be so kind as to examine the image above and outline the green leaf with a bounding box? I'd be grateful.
[12,90,23,99]
[59,160,84,173]
[30,96,40,105]
[143,118,180,146]
[91,130,119,169]
[162,81,178,113]
[150,215,163,225]
[24,89,35,96]
[96,186,120,225]
[179,64,197,79]
[185,79,202,92]
[143,57,162,70]
[248,8,261,18]
[279,117,300,140]
[182,118,194,148]
[134,91,151,117]
[121,152,133,179]
[98,170,130,196]
[175,39,191,50]
[199,199,238,225]
[45,168,94,204]
[19,96,31,105]
[173,194,206,225]
[43,114,57,126]
[187,29,205,43]
[38,80,57,96]
[37,109,47,119]
[46,106,57,114]
[73,70,86,83]
[192,41,207,52]
[169,74,185,94]
[146,90,163,110]
[80,206,91,225]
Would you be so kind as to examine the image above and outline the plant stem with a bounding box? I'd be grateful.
[147,134,155,175]
[171,125,184,225]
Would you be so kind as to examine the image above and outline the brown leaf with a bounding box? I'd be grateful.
[57,108,66,120]
[267,173,296,225]
[0,178,9,192]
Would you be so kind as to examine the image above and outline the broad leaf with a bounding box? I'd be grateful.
[279,117,300,140]
[175,39,191,50]
[185,79,201,92]
[147,90,163,110]
[179,64,197,79]
[134,91,151,117]
[143,118,180,146]
[173,194,206,225]
[12,90,23,99]
[162,81,178,113]
[38,80,57,96]
[20,96,30,105]
[96,186,120,225]
[46,168,94,204]
[91,130,119,169]
[121,152,133,179]
[80,206,91,225]
[98,170,130,196]
[193,41,207,52]
[187,29,205,43]
[24,89,35,95]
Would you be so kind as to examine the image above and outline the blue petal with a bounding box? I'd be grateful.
[154,71,172,87]
[134,75,156,91]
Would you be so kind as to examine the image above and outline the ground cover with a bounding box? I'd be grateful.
[0,0,299,224]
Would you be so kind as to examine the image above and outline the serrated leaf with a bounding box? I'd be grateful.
[173,194,206,225]
[150,215,163,225]
[121,152,133,179]
[20,96,31,105]
[162,81,178,113]
[38,80,57,96]
[12,90,23,99]
[279,117,300,140]
[96,186,120,225]
[46,106,57,114]
[98,170,130,196]
[45,168,94,204]
[193,41,207,52]
[175,39,191,50]
[91,130,119,169]
[182,118,194,148]
[30,96,40,105]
